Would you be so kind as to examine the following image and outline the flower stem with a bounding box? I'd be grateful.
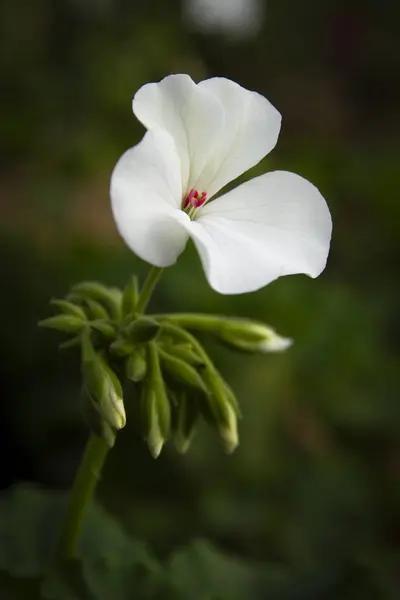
[136,266,164,314]
[153,313,225,331]
[55,434,110,561]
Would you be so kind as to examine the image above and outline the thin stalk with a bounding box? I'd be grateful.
[136,267,164,314]
[55,434,109,561]
[153,313,225,332]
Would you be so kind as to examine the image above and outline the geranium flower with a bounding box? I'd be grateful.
[111,74,332,294]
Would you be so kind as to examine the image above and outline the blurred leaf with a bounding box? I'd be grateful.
[166,539,264,600]
[42,559,96,600]
[0,484,159,600]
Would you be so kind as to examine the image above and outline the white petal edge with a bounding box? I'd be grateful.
[184,171,332,294]
[195,77,282,197]
[110,129,190,267]
[132,74,225,194]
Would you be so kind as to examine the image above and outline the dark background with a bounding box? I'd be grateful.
[0,0,399,597]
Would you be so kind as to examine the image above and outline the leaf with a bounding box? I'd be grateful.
[42,559,96,600]
[0,484,160,600]
[166,539,263,600]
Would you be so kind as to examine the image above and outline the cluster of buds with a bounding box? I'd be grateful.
[39,278,291,457]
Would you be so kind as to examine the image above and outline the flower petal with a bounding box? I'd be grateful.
[185,171,332,294]
[110,129,190,267]
[196,77,282,197]
[132,74,225,193]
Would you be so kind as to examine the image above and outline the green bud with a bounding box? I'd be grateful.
[59,336,81,350]
[160,343,205,367]
[157,347,208,393]
[141,386,164,459]
[217,319,292,353]
[71,282,122,322]
[201,368,239,454]
[50,299,87,320]
[173,392,200,454]
[109,338,135,357]
[122,275,139,317]
[141,343,171,458]
[82,387,116,448]
[126,346,147,382]
[39,315,85,334]
[90,319,117,341]
[81,330,126,431]
[158,314,292,354]
[126,317,160,343]
[84,298,109,320]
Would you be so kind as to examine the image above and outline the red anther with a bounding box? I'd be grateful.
[184,189,207,210]
[194,192,207,207]
[184,189,197,208]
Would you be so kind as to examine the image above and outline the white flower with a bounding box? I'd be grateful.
[111,74,332,294]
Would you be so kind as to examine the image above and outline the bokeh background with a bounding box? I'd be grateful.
[1,0,399,597]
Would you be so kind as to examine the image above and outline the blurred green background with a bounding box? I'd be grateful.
[1,0,399,597]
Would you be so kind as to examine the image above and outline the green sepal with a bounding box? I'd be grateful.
[39,315,85,334]
[126,317,160,343]
[140,385,162,458]
[160,342,205,367]
[122,275,139,317]
[126,346,147,382]
[147,343,170,438]
[59,335,81,350]
[50,299,87,320]
[81,330,126,431]
[200,367,239,453]
[84,298,110,320]
[109,338,135,357]
[71,281,122,322]
[90,319,117,341]
[157,347,208,393]
[82,386,116,448]
[173,391,200,454]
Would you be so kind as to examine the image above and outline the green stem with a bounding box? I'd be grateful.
[161,322,214,367]
[55,434,110,561]
[136,267,164,314]
[154,313,225,332]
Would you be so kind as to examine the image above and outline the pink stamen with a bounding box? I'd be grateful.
[183,189,207,210]
[183,189,198,208]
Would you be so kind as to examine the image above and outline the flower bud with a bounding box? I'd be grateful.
[157,348,208,393]
[81,330,126,431]
[90,319,117,341]
[82,386,116,448]
[50,299,87,320]
[71,281,122,321]
[84,298,109,320]
[126,346,147,382]
[39,315,86,334]
[141,387,165,459]
[109,338,135,357]
[126,317,160,343]
[217,319,292,353]
[140,344,171,458]
[173,392,200,454]
[201,368,239,454]
[161,343,204,367]
[160,315,292,354]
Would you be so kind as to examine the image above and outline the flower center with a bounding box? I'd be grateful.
[182,189,208,218]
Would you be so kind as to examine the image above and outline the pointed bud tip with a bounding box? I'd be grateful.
[220,427,239,454]
[147,437,164,459]
[218,403,239,453]
[174,434,191,455]
[259,335,293,353]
